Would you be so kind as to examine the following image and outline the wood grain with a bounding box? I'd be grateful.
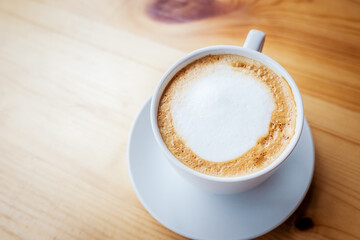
[0,0,359,239]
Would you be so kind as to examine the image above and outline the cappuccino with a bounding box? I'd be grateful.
[158,54,296,177]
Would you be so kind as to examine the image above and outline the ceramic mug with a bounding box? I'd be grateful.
[150,30,304,194]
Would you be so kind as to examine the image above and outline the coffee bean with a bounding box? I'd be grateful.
[295,217,314,231]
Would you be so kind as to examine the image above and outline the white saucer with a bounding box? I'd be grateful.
[127,98,314,240]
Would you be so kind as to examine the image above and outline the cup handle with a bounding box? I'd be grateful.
[243,30,266,52]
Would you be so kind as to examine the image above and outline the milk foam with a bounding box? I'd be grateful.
[171,65,274,162]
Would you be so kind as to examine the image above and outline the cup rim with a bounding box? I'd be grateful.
[150,45,304,183]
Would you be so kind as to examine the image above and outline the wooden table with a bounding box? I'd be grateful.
[0,0,359,239]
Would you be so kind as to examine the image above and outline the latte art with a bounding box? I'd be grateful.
[158,54,297,177]
[171,65,274,162]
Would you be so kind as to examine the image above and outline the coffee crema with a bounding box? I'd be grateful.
[158,54,296,177]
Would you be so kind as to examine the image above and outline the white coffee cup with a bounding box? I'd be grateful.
[150,30,304,194]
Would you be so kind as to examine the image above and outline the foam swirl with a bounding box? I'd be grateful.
[158,54,296,177]
[171,65,274,162]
